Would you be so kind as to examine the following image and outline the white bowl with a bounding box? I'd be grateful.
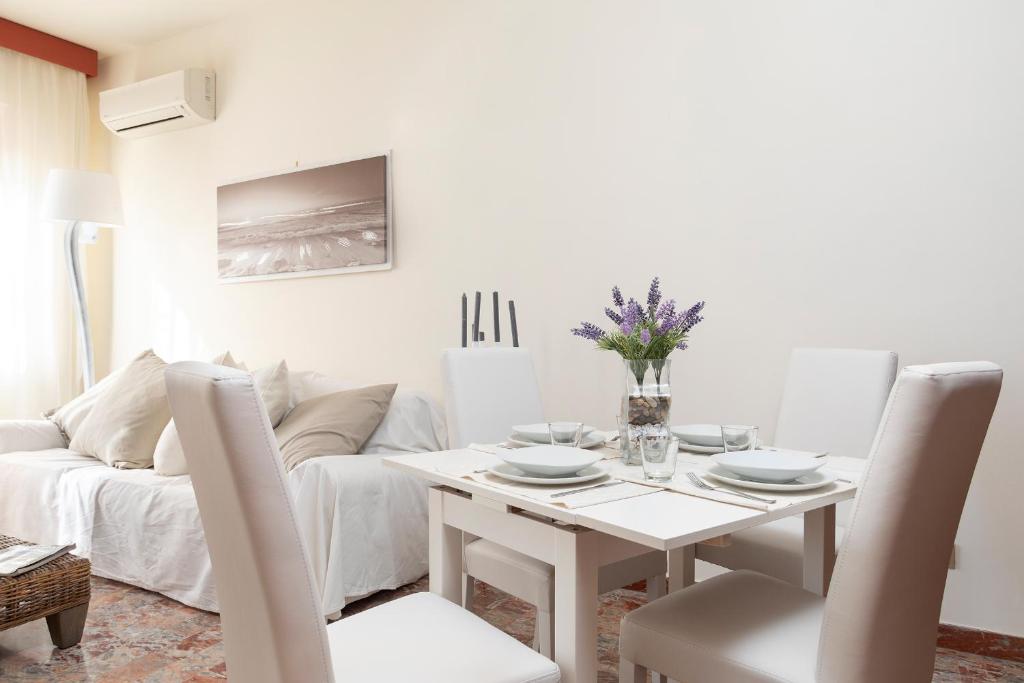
[671,424,723,447]
[711,449,824,483]
[511,423,596,444]
[498,445,602,477]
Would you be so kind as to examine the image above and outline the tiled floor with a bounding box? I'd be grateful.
[1,576,1022,682]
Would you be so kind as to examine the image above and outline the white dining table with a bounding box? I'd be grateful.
[383,448,861,683]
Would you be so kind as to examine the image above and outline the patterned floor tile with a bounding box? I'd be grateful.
[1,576,1021,681]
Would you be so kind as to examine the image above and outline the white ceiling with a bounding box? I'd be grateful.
[0,0,264,57]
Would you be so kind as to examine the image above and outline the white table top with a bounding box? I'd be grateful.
[384,448,861,551]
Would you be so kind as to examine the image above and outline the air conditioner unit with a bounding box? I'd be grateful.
[100,69,215,138]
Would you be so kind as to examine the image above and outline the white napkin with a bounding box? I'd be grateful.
[465,471,655,509]
[608,462,856,512]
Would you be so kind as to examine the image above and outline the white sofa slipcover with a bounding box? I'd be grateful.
[0,371,446,617]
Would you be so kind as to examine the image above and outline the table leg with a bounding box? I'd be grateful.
[803,504,837,596]
[46,603,88,649]
[554,527,599,683]
[667,545,695,592]
[428,488,462,604]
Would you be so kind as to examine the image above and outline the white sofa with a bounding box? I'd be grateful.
[0,370,446,618]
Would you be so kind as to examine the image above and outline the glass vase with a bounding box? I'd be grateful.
[621,358,672,465]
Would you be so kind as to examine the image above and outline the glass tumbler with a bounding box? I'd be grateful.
[640,435,678,483]
[721,425,759,452]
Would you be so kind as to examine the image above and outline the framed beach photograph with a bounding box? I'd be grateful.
[217,152,392,282]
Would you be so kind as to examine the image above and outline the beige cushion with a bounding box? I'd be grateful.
[154,351,244,476]
[253,359,290,428]
[69,350,171,469]
[620,570,822,683]
[43,366,125,443]
[276,384,396,471]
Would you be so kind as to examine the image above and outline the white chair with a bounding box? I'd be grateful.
[441,348,667,658]
[620,361,1002,683]
[695,348,898,585]
[165,362,559,683]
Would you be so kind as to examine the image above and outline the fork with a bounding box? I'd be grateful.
[686,472,776,505]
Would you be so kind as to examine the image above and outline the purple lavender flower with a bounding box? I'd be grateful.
[655,299,678,334]
[571,322,605,341]
[619,300,644,334]
[640,328,652,345]
[646,277,662,313]
[611,286,625,308]
[604,307,624,325]
[678,301,706,333]
[676,340,689,350]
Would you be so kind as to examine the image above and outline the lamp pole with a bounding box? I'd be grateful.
[64,220,94,389]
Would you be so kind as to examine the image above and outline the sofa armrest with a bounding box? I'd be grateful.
[0,419,67,453]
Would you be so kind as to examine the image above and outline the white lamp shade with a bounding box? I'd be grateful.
[41,169,124,227]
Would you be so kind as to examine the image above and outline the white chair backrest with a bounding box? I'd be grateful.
[774,348,898,459]
[818,362,1002,683]
[441,348,544,449]
[165,362,334,683]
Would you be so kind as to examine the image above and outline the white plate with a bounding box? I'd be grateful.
[704,465,838,492]
[488,462,609,486]
[498,445,601,476]
[507,432,607,450]
[677,439,764,455]
[511,422,597,443]
[671,424,724,447]
[711,450,824,483]
[678,442,725,455]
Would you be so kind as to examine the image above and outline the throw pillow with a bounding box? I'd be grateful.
[253,359,290,428]
[153,351,245,476]
[69,349,171,468]
[43,366,125,444]
[275,384,396,472]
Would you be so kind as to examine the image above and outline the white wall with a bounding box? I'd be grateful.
[91,0,1024,635]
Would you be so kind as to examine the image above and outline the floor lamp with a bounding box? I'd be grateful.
[41,169,124,390]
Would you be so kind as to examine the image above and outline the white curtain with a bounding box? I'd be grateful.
[0,47,89,418]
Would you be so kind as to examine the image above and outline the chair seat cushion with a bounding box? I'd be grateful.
[465,538,554,610]
[620,570,823,683]
[328,592,559,682]
[696,516,847,586]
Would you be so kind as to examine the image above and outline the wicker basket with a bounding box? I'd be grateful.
[0,534,91,631]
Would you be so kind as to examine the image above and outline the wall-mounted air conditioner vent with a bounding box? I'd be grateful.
[100,69,215,139]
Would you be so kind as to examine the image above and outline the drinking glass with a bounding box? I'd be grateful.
[548,422,584,447]
[640,435,678,483]
[721,425,758,452]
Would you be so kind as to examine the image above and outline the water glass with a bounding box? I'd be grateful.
[721,425,758,452]
[548,422,584,447]
[640,435,678,483]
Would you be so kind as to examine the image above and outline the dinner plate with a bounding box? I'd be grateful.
[511,423,598,443]
[498,445,602,476]
[677,442,725,455]
[507,432,608,450]
[712,450,823,483]
[704,465,838,492]
[671,424,724,447]
[676,439,764,455]
[487,462,609,486]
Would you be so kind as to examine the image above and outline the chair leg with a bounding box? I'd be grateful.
[462,573,475,610]
[620,657,648,683]
[535,607,554,658]
[46,603,88,649]
[646,573,666,602]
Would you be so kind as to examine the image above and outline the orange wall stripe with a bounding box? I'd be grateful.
[0,18,97,77]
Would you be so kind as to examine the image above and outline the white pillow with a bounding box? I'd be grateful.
[253,359,290,428]
[154,351,245,476]
[43,366,125,443]
[362,389,447,455]
[69,350,171,469]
